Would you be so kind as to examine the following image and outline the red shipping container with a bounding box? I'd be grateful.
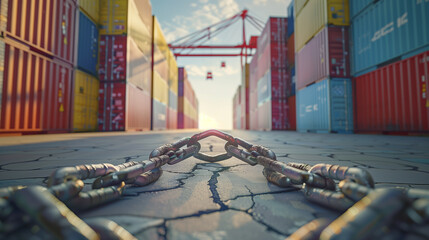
[98,82,151,131]
[287,33,295,66]
[98,82,126,131]
[99,35,127,81]
[354,51,429,133]
[6,0,77,63]
[287,95,296,130]
[1,42,72,133]
[296,26,350,90]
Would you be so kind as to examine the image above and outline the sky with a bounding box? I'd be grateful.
[151,0,292,130]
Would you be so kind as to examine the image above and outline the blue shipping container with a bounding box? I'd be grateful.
[350,0,373,19]
[287,0,294,38]
[351,0,429,76]
[77,11,99,76]
[297,78,353,133]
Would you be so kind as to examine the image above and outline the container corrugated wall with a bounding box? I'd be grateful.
[1,41,73,133]
[248,17,292,130]
[73,70,99,132]
[295,0,349,52]
[167,50,178,129]
[241,63,249,129]
[99,0,128,35]
[5,0,77,64]
[297,78,353,133]
[294,0,309,17]
[350,0,429,76]
[77,11,99,76]
[349,0,373,19]
[178,67,198,129]
[78,0,100,23]
[151,16,169,130]
[98,0,152,131]
[354,51,429,133]
[296,26,350,90]
[98,82,126,131]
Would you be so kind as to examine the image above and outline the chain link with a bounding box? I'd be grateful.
[1,129,428,239]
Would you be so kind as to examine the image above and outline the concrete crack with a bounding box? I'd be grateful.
[207,166,230,210]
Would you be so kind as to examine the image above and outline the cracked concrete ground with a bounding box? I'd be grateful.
[1,130,429,239]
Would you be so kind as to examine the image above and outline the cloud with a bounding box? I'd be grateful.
[253,0,268,5]
[162,0,241,43]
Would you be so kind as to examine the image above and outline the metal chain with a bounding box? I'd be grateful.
[1,129,428,239]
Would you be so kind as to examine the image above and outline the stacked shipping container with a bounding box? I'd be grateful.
[73,2,100,132]
[98,0,153,131]
[1,0,77,134]
[248,17,295,130]
[178,67,198,129]
[351,0,429,133]
[240,63,249,129]
[286,0,296,130]
[295,0,353,133]
[233,86,242,129]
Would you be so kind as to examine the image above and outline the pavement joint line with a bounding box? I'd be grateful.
[226,188,300,202]
[0,149,80,170]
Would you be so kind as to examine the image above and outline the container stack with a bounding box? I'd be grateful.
[0,0,77,134]
[286,0,296,130]
[178,67,198,129]
[233,85,242,129]
[151,16,175,130]
[295,0,353,133]
[72,1,100,132]
[167,50,178,130]
[240,63,249,129]
[351,0,429,134]
[98,0,153,131]
[248,17,292,130]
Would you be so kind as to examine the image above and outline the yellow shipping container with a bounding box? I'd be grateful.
[100,0,127,35]
[153,71,168,105]
[73,70,99,132]
[167,49,178,94]
[295,0,349,52]
[128,0,152,57]
[78,0,99,23]
[294,0,309,17]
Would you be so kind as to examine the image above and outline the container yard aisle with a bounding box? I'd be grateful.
[0,131,428,239]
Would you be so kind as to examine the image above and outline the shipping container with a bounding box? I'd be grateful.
[78,0,100,23]
[287,32,295,66]
[77,11,99,76]
[297,78,353,133]
[99,35,127,81]
[167,50,178,129]
[178,67,198,129]
[296,26,350,90]
[99,0,127,35]
[294,0,309,17]
[287,0,294,38]
[288,95,296,130]
[1,41,73,133]
[349,0,373,19]
[241,63,249,129]
[98,82,150,131]
[295,0,349,52]
[351,0,429,76]
[151,16,169,130]
[127,83,150,130]
[233,85,242,129]
[354,51,429,133]
[0,0,8,32]
[288,67,296,97]
[72,70,99,132]
[6,0,77,64]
